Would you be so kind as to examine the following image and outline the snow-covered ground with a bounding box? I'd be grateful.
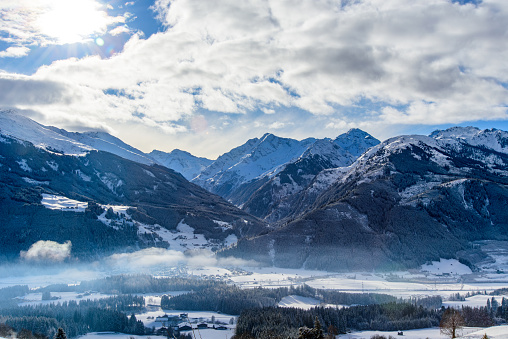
[135,309,236,339]
[278,295,321,309]
[78,328,235,339]
[41,194,89,212]
[465,325,508,338]
[443,294,508,309]
[349,325,508,339]
[278,295,344,310]
[229,266,331,288]
[134,291,188,307]
[421,258,472,275]
[18,291,112,306]
[348,326,497,339]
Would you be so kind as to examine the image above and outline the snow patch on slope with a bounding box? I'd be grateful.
[17,159,32,172]
[23,177,49,185]
[278,295,321,310]
[41,194,238,251]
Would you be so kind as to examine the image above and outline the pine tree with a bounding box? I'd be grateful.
[298,317,324,339]
[54,328,67,339]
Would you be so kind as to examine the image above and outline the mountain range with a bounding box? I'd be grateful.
[0,110,264,260]
[2,109,508,272]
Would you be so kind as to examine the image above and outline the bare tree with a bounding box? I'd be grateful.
[440,308,465,338]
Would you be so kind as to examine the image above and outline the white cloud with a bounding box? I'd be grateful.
[1,0,508,156]
[0,46,30,58]
[0,0,127,46]
[109,25,131,36]
[20,240,72,262]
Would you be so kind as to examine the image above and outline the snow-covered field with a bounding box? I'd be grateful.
[421,258,472,275]
[278,295,321,309]
[78,328,235,339]
[17,291,112,306]
[3,260,508,339]
[348,326,504,339]
[278,295,345,310]
[443,294,508,309]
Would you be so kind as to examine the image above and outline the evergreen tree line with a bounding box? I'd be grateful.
[0,295,148,338]
[34,274,219,294]
[162,283,438,316]
[486,296,508,322]
[235,303,441,338]
[234,301,503,339]
[0,285,30,308]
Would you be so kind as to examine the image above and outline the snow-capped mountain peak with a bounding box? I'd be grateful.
[334,128,380,157]
[430,126,508,154]
[47,127,155,165]
[149,149,213,180]
[0,109,155,165]
[0,109,93,155]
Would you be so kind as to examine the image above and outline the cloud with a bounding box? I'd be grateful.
[20,240,72,262]
[109,25,132,36]
[1,0,508,156]
[0,0,127,46]
[0,46,30,58]
[0,74,70,105]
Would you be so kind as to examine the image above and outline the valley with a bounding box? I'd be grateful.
[3,260,508,338]
[3,110,508,338]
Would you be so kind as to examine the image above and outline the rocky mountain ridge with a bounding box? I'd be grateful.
[222,127,508,271]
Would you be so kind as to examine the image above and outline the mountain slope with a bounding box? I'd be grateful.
[222,128,508,271]
[241,131,380,222]
[48,127,155,165]
[192,130,380,212]
[192,133,316,200]
[0,111,266,261]
[149,149,213,180]
[0,109,156,165]
[0,109,93,155]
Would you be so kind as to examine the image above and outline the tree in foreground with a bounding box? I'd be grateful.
[54,328,67,339]
[298,317,324,339]
[440,308,465,338]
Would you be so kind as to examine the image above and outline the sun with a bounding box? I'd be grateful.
[36,0,116,44]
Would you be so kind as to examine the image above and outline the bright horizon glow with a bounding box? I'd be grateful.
[36,0,113,44]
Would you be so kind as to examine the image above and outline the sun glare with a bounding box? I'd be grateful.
[36,0,116,44]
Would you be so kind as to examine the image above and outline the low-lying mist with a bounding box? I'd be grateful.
[0,244,260,287]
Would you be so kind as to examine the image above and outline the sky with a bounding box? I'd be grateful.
[0,0,507,159]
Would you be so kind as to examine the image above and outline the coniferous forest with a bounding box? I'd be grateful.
[0,275,507,338]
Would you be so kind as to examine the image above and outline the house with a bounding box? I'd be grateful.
[155,314,169,323]
[155,327,168,336]
[155,314,180,327]
[178,325,192,331]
